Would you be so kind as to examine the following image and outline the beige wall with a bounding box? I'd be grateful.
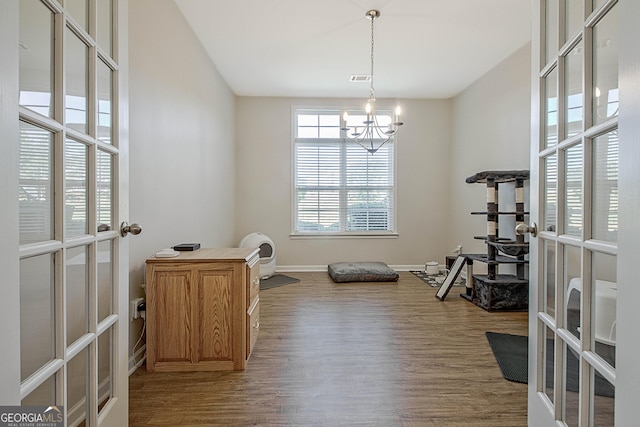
[128,0,236,365]
[235,97,453,269]
[449,43,532,264]
[234,44,532,270]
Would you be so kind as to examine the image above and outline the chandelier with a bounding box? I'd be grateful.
[342,10,403,154]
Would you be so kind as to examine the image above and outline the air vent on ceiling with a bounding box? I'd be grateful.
[350,74,372,83]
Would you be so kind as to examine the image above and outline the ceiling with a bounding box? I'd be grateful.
[174,0,532,99]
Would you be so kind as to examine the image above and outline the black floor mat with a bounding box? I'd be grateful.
[486,332,528,383]
[260,274,300,290]
[486,331,615,398]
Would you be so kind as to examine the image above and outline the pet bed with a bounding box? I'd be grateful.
[328,262,399,283]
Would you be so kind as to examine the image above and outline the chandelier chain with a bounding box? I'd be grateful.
[370,12,375,99]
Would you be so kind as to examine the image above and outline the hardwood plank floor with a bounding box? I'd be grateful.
[129,272,528,426]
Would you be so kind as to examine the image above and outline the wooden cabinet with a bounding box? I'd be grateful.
[145,248,260,372]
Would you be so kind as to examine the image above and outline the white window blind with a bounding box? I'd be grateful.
[564,143,583,237]
[293,110,395,234]
[19,121,54,244]
[593,130,619,241]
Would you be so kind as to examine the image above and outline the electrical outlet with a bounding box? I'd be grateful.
[130,297,144,320]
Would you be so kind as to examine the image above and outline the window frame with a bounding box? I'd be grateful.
[290,106,398,238]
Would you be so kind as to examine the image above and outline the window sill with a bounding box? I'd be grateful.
[290,232,399,239]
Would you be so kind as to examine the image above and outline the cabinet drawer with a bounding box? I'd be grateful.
[248,263,260,305]
[247,299,260,358]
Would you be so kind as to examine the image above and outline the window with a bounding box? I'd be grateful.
[293,109,396,235]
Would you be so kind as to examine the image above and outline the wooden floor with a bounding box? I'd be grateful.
[129,272,528,426]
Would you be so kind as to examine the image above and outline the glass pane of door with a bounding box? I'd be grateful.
[592,131,618,242]
[97,150,113,231]
[565,0,584,42]
[97,240,113,322]
[564,143,583,237]
[67,347,89,426]
[19,0,54,118]
[545,0,559,65]
[97,60,113,144]
[591,251,616,366]
[65,138,88,238]
[564,342,580,426]
[593,7,619,125]
[545,67,559,148]
[591,367,615,425]
[565,40,584,139]
[20,253,55,382]
[543,324,555,403]
[544,155,558,232]
[19,121,54,244]
[97,0,113,56]
[544,240,556,316]
[65,27,88,134]
[564,244,582,340]
[97,328,113,414]
[66,245,89,346]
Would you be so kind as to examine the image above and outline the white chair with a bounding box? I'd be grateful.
[566,278,617,345]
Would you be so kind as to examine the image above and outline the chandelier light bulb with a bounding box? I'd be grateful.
[394,106,401,122]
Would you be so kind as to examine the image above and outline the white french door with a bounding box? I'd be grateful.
[1,0,129,425]
[529,0,640,426]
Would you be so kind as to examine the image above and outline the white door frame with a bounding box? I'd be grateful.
[527,0,554,421]
[614,0,640,423]
[528,0,640,425]
[107,0,130,425]
[0,0,22,405]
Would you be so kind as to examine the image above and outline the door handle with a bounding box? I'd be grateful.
[120,221,143,237]
[515,222,537,237]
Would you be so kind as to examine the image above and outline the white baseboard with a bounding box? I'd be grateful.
[276,265,326,272]
[128,344,146,375]
[390,265,426,272]
[276,264,426,273]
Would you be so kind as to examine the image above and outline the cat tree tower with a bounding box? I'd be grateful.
[461,170,530,311]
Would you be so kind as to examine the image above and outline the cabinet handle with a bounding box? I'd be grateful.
[253,321,260,330]
[253,277,260,285]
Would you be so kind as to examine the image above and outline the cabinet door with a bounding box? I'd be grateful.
[196,268,234,362]
[195,262,246,370]
[151,267,195,365]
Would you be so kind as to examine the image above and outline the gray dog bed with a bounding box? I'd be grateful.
[328,262,399,283]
